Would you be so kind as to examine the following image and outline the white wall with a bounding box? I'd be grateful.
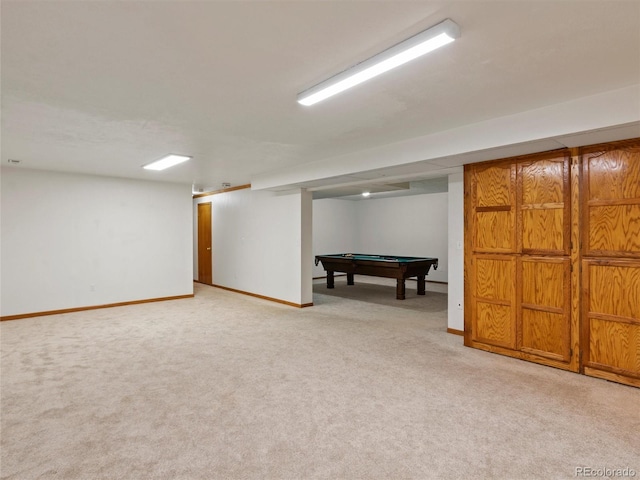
[311,199,358,277]
[0,168,193,317]
[355,192,448,283]
[300,191,313,303]
[193,188,312,306]
[447,173,464,331]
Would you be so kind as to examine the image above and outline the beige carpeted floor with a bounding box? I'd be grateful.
[1,278,638,480]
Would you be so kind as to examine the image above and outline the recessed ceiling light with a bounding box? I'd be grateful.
[297,19,460,106]
[143,154,192,171]
[362,192,371,197]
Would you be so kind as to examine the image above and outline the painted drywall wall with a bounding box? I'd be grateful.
[447,173,464,332]
[193,188,313,306]
[354,192,448,283]
[312,199,358,277]
[300,190,313,303]
[0,168,193,317]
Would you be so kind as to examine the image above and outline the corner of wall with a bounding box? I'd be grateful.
[447,172,464,332]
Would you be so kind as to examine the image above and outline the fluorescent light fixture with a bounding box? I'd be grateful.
[143,154,192,171]
[362,192,371,197]
[297,19,460,106]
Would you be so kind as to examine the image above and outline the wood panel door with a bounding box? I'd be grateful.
[197,202,212,285]
[466,151,577,371]
[581,142,640,387]
[466,161,518,351]
[517,152,577,369]
[466,140,640,387]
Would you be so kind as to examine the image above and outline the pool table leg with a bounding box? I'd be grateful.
[396,279,406,300]
[417,275,426,295]
[326,271,334,289]
[347,273,354,285]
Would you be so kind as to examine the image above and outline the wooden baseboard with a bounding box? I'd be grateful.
[447,328,464,336]
[210,283,313,308]
[0,294,195,321]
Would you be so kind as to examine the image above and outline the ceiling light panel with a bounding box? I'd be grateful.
[143,154,192,171]
[297,19,460,106]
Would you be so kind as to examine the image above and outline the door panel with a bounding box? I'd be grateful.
[521,259,567,310]
[472,256,516,348]
[520,158,565,204]
[588,318,640,374]
[522,310,567,359]
[197,202,212,284]
[583,144,640,259]
[583,260,640,379]
[518,155,570,255]
[476,211,515,252]
[475,165,514,207]
[587,205,640,256]
[521,208,565,252]
[587,262,640,319]
[516,153,572,364]
[475,303,515,348]
[585,149,640,201]
[472,163,516,253]
[581,142,640,386]
[520,258,571,361]
[475,257,515,301]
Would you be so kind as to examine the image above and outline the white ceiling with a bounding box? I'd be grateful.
[2,1,640,197]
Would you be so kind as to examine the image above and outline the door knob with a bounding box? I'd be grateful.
[207,247,211,250]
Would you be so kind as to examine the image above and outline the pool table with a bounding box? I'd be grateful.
[314,253,438,300]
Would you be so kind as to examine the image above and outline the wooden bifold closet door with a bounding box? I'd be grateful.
[464,139,640,388]
[465,150,578,372]
[580,142,640,387]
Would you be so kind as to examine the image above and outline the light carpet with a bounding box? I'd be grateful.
[1,278,638,479]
